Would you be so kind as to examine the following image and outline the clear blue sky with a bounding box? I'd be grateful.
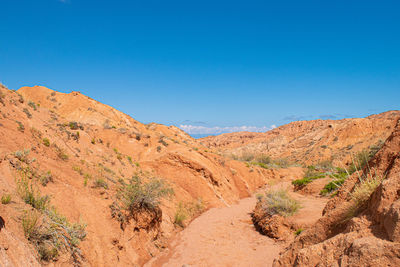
[1,0,399,136]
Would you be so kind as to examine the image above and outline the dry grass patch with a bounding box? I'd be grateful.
[260,189,300,217]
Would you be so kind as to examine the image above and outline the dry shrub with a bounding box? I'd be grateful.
[260,189,300,217]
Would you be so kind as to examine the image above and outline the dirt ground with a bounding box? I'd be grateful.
[145,181,328,267]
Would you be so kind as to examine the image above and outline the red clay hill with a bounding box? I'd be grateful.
[0,84,398,266]
[201,110,400,167]
[0,85,295,266]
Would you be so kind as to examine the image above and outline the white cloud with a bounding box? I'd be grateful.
[178,124,276,135]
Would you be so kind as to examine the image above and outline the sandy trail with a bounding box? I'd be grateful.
[145,182,327,267]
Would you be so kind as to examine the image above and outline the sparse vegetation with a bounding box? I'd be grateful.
[18,93,24,103]
[42,138,50,147]
[1,194,12,204]
[28,101,37,110]
[318,143,385,195]
[22,209,40,238]
[93,178,108,189]
[54,145,69,161]
[68,121,79,130]
[351,173,383,207]
[23,108,32,118]
[320,170,348,196]
[348,142,383,174]
[292,166,327,188]
[39,172,53,186]
[0,91,5,106]
[233,152,295,169]
[174,203,187,227]
[17,175,50,211]
[72,166,83,175]
[259,189,300,217]
[174,199,205,227]
[18,171,86,263]
[16,120,25,132]
[117,176,173,211]
[348,150,370,174]
[295,228,304,235]
[22,208,86,262]
[159,137,169,147]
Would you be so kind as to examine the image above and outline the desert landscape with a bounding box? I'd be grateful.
[1,1,399,266]
[0,83,399,266]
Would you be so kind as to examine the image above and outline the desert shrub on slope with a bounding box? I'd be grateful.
[118,175,173,211]
[260,189,300,217]
[110,175,173,230]
[17,173,86,263]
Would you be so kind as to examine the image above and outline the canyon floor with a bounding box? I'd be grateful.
[145,180,328,267]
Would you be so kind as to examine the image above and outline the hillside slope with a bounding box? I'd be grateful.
[274,118,400,266]
[0,85,290,266]
[200,111,400,167]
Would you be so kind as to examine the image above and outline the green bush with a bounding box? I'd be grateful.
[320,176,346,196]
[295,228,304,235]
[292,165,329,188]
[292,177,313,187]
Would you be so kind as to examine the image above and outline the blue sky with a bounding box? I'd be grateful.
[1,0,399,137]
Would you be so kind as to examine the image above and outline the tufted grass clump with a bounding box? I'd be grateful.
[42,138,50,147]
[1,194,11,204]
[351,173,383,207]
[18,173,86,263]
[28,101,37,110]
[117,175,173,212]
[261,189,300,217]
[23,108,32,118]
[174,199,205,228]
[93,178,108,189]
[17,174,50,211]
